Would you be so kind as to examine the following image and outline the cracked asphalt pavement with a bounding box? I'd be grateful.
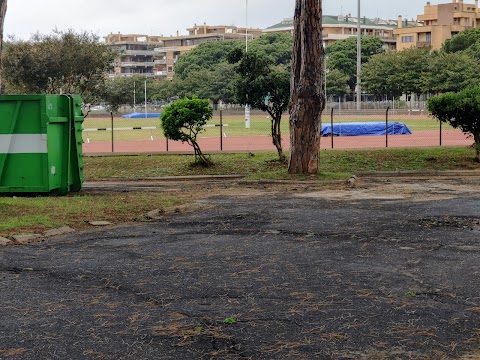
[1,176,480,359]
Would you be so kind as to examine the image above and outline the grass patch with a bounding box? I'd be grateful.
[84,147,479,180]
[320,147,479,172]
[0,192,193,238]
[2,146,477,238]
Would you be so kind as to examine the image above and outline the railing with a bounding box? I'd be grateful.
[120,62,155,67]
[154,46,177,52]
[123,50,155,56]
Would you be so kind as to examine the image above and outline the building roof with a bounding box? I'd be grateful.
[266,15,398,30]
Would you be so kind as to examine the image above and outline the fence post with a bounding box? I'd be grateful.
[110,111,114,153]
[220,109,223,151]
[439,120,442,146]
[385,107,390,148]
[330,107,334,149]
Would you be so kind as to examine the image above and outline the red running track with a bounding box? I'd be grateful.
[83,130,473,154]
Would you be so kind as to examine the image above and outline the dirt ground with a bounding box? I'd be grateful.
[1,175,480,359]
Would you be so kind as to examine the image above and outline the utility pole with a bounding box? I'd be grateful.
[245,0,251,129]
[356,0,362,110]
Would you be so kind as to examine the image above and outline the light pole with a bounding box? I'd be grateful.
[245,0,251,129]
[356,0,362,110]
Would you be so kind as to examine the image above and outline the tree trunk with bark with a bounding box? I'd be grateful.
[271,116,286,163]
[0,0,6,93]
[288,0,325,174]
[474,132,480,163]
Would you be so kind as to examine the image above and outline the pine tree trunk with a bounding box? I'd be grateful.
[288,0,325,174]
[0,0,6,94]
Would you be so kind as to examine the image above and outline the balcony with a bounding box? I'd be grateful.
[122,49,155,56]
[154,46,178,52]
[120,62,156,67]
[155,59,167,64]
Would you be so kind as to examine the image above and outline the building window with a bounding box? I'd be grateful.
[402,36,414,43]
[426,32,432,43]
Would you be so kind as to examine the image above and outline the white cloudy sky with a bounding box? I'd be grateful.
[4,0,445,40]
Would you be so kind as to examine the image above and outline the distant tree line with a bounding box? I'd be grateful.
[5,28,480,107]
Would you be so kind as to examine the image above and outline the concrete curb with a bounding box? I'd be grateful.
[355,170,480,177]
[86,174,246,182]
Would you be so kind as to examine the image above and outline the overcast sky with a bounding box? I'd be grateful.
[4,0,446,40]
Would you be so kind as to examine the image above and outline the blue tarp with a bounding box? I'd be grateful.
[321,122,412,136]
[122,112,161,119]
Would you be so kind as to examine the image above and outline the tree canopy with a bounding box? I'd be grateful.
[326,69,350,99]
[422,51,480,94]
[361,51,403,99]
[442,28,480,54]
[362,47,430,99]
[2,29,115,102]
[326,36,384,95]
[172,33,293,104]
[160,97,213,166]
[229,48,290,162]
[101,76,173,112]
[427,86,480,161]
[174,40,242,80]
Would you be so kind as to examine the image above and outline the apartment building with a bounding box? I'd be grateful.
[394,0,480,51]
[105,34,163,78]
[264,15,397,50]
[106,24,262,79]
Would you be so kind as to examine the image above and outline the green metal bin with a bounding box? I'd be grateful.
[0,95,84,195]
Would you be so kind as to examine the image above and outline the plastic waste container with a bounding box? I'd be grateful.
[0,95,84,195]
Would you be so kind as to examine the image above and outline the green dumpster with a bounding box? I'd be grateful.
[0,95,84,195]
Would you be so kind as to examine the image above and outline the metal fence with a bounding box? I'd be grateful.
[82,108,473,154]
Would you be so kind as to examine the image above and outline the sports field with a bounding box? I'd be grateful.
[82,114,468,154]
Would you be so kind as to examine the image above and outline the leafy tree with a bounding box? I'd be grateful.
[102,77,134,112]
[361,51,403,99]
[247,32,293,65]
[442,28,480,54]
[172,34,293,105]
[101,76,173,112]
[288,0,325,174]
[229,49,290,163]
[422,51,480,94]
[2,29,115,101]
[326,69,350,100]
[362,47,430,100]
[174,62,237,103]
[0,0,7,93]
[398,47,430,98]
[326,36,384,96]
[174,40,242,80]
[427,86,480,161]
[161,97,213,166]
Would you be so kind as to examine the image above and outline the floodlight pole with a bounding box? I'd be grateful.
[356,0,362,110]
[133,81,136,111]
[144,80,147,118]
[245,0,251,129]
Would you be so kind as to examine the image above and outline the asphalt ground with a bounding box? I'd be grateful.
[1,176,480,359]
